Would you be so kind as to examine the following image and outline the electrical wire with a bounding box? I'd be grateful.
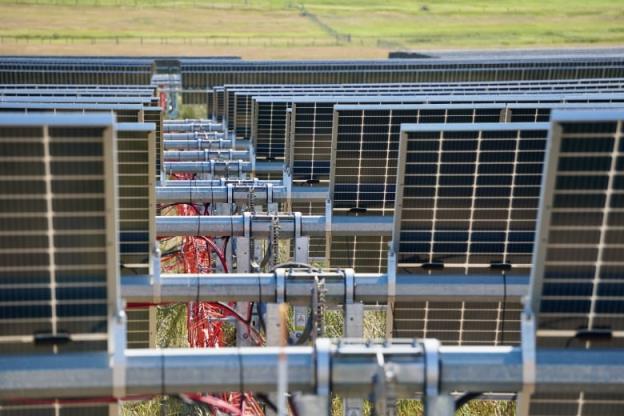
[455,392,483,411]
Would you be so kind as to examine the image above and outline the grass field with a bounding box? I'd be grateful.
[0,0,622,58]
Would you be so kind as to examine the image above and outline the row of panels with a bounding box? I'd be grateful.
[1,108,623,415]
[0,85,163,360]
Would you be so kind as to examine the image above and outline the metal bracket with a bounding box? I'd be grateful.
[315,338,332,398]
[385,249,397,338]
[344,268,355,306]
[344,267,364,416]
[226,183,234,205]
[324,199,332,260]
[265,303,283,347]
[518,302,536,416]
[275,268,286,304]
[151,244,161,306]
[370,347,399,416]
[243,211,252,239]
[283,168,292,211]
[422,338,441,397]
[111,309,127,399]
[266,183,274,206]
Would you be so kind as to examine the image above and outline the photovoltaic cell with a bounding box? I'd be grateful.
[528,109,624,415]
[0,113,118,355]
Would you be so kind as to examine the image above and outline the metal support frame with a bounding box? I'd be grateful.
[121,272,529,305]
[3,342,624,402]
[163,139,236,150]
[156,185,327,205]
[163,160,282,176]
[292,212,310,342]
[163,149,251,162]
[421,339,451,416]
[156,214,393,238]
[235,212,254,346]
[343,268,364,416]
[517,305,536,416]
[385,249,396,339]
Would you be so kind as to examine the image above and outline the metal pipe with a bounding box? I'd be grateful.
[163,121,223,133]
[162,179,283,187]
[164,132,226,140]
[155,215,392,237]
[156,185,328,204]
[121,273,529,304]
[2,343,624,400]
[164,150,251,162]
[163,161,282,175]
[163,139,237,150]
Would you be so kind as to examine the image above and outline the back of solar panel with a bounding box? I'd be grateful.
[181,55,624,91]
[115,123,157,349]
[0,112,119,415]
[527,109,624,416]
[253,92,624,168]
[0,112,119,356]
[328,98,624,275]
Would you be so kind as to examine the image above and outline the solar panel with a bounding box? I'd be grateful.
[253,92,624,177]
[0,112,119,355]
[327,99,624,275]
[0,103,144,123]
[116,122,156,349]
[179,54,624,90]
[527,109,624,415]
[391,122,552,345]
[328,104,507,275]
[141,107,164,183]
[0,89,155,97]
[0,102,163,183]
[0,96,154,105]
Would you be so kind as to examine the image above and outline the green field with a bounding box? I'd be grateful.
[0,0,622,58]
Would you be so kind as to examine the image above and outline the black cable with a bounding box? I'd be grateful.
[288,395,300,416]
[455,392,483,411]
[255,393,278,413]
[238,351,245,411]
[256,302,267,333]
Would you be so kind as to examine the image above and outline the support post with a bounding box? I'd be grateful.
[385,248,397,338]
[424,394,455,416]
[292,213,310,342]
[235,213,254,346]
[343,269,364,416]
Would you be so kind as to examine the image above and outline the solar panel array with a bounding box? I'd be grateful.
[252,92,624,182]
[527,109,624,415]
[0,113,118,355]
[180,54,624,90]
[225,79,624,137]
[327,100,624,273]
[3,52,624,413]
